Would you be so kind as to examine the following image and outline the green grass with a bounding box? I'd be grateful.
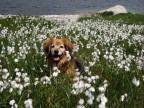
[0,14,144,108]
[79,12,144,25]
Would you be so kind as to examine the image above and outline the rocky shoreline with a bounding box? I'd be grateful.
[0,5,127,22]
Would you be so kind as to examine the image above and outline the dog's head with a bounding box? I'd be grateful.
[43,38,73,61]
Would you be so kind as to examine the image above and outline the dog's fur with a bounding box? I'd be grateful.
[43,37,82,78]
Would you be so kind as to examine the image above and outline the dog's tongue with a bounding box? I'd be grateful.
[54,56,60,61]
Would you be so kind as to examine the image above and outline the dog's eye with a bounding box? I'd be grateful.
[51,44,55,48]
[60,45,64,48]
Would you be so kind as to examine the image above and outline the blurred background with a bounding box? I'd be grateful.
[0,0,144,15]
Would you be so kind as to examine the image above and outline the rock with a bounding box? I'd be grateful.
[99,5,127,15]
[40,15,80,22]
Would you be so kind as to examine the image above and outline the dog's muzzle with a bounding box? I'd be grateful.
[53,50,62,61]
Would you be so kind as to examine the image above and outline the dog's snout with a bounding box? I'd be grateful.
[54,50,59,55]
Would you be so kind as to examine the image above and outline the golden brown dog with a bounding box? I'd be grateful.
[43,37,83,78]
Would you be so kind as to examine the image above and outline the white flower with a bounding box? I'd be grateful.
[24,83,30,87]
[77,105,85,108]
[79,98,84,105]
[97,93,107,102]
[84,83,91,88]
[85,90,92,97]
[125,66,130,71]
[14,68,19,72]
[77,81,85,89]
[52,72,59,77]
[2,69,8,73]
[142,75,144,81]
[24,99,33,108]
[19,84,23,91]
[87,98,93,105]
[89,62,95,67]
[0,81,4,86]
[89,87,95,92]
[91,76,96,80]
[76,72,80,76]
[22,73,28,78]
[120,93,127,102]
[98,86,105,93]
[66,51,71,61]
[41,76,51,84]
[121,60,126,65]
[2,72,9,79]
[38,35,47,41]
[124,93,127,97]
[52,66,60,73]
[9,99,15,106]
[71,89,77,95]
[132,77,140,87]
[84,35,89,40]
[104,55,108,59]
[120,95,125,101]
[95,75,100,80]
[101,95,108,103]
[16,72,21,77]
[98,102,106,108]
[84,67,89,72]
[11,81,18,88]
[53,66,58,71]
[9,88,13,93]
[34,78,39,86]
[118,63,123,69]
[14,104,18,108]
[15,77,20,82]
[109,55,114,60]
[14,59,19,63]
[24,77,30,83]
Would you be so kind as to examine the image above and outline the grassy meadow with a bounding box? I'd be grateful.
[0,13,144,108]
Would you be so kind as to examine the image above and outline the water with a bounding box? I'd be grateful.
[0,0,144,15]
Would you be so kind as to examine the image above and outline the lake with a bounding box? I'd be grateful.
[0,0,144,15]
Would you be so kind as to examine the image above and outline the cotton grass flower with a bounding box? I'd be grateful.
[9,99,18,108]
[77,98,85,108]
[24,99,33,108]
[9,100,15,106]
[41,76,51,84]
[14,59,19,63]
[142,75,144,81]
[52,66,60,77]
[132,77,140,87]
[2,68,8,73]
[79,98,84,105]
[77,105,85,108]
[97,93,108,108]
[120,93,127,102]
[2,70,9,79]
[66,51,71,61]
[87,98,94,105]
[16,72,21,77]
[97,80,108,108]
[52,72,59,77]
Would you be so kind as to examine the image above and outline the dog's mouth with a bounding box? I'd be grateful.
[53,55,62,61]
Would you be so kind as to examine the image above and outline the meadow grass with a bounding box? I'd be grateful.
[79,12,144,25]
[0,13,144,108]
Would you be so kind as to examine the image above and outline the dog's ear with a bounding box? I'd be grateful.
[43,38,54,54]
[62,38,73,53]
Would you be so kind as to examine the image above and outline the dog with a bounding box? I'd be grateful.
[43,37,83,78]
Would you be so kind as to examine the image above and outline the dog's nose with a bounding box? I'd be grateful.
[54,50,59,55]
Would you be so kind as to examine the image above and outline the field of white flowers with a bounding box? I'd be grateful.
[0,15,144,108]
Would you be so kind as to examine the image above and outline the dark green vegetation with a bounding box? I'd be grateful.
[79,12,144,25]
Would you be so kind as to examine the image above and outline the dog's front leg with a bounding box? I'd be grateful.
[57,55,68,69]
